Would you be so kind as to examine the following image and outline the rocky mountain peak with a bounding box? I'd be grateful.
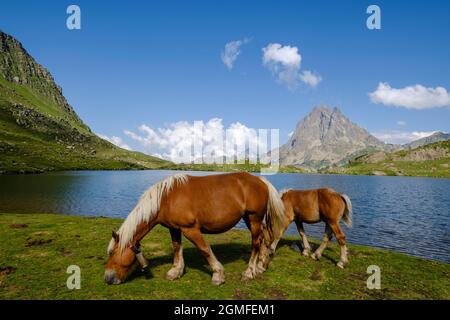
[280,106,387,169]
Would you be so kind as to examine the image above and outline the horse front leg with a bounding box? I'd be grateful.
[166,228,185,280]
[181,227,225,285]
[242,217,263,280]
[311,224,332,260]
[295,221,311,256]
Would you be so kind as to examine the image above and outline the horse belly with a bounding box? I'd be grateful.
[297,209,321,224]
[197,206,244,233]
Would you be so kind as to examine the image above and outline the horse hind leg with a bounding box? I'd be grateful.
[295,221,311,256]
[328,222,349,269]
[166,228,185,281]
[311,224,332,260]
[181,227,225,285]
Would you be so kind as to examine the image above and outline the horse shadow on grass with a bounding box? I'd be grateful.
[127,242,253,282]
[276,238,339,265]
[127,238,340,282]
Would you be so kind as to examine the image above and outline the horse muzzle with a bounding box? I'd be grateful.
[104,269,122,285]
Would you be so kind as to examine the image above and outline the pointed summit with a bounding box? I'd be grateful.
[279,106,387,169]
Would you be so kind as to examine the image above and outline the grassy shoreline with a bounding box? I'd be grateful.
[2,162,448,179]
[0,213,449,300]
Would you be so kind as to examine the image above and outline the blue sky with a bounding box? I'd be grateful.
[1,1,449,157]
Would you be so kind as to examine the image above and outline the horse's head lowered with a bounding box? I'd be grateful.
[104,231,148,285]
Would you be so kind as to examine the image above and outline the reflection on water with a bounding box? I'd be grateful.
[0,170,449,263]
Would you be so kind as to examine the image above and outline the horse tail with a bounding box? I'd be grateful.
[259,177,285,247]
[340,194,353,228]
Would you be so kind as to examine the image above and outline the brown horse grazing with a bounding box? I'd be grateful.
[104,172,284,285]
[272,188,352,268]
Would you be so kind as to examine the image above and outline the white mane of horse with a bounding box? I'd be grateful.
[108,173,189,253]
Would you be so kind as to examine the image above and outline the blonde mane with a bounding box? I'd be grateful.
[278,188,291,197]
[108,174,188,253]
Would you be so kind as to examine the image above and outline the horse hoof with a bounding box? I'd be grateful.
[241,270,255,281]
[336,262,345,269]
[302,250,310,257]
[255,263,266,274]
[212,273,225,286]
[311,253,320,260]
[166,268,183,281]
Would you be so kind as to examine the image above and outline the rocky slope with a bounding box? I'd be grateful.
[0,30,170,173]
[279,106,391,169]
[337,139,450,178]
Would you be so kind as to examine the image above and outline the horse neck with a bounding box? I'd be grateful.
[132,219,158,245]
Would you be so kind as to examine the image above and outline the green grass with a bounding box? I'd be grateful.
[1,213,448,300]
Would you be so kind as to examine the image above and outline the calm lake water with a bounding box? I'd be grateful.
[0,170,449,263]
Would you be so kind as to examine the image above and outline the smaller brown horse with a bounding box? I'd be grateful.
[272,188,352,268]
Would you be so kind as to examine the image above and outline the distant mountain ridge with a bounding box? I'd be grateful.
[404,132,450,150]
[0,30,170,173]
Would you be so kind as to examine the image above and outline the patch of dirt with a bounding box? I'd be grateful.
[0,266,16,276]
[10,223,28,229]
[267,288,287,300]
[0,266,17,286]
[309,269,322,281]
[350,272,366,281]
[59,247,73,257]
[25,238,53,247]
[15,252,49,258]
[234,288,250,300]
[25,231,57,247]
[86,255,104,260]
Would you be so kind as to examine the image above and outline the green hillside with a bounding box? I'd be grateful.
[331,140,450,178]
[0,30,171,173]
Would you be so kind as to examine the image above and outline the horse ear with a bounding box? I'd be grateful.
[112,230,119,242]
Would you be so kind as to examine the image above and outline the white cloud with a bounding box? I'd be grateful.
[397,120,406,126]
[262,43,320,89]
[124,118,269,163]
[371,130,437,144]
[299,70,322,87]
[221,38,249,70]
[262,43,300,90]
[98,134,131,150]
[369,82,450,109]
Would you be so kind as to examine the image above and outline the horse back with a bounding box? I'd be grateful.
[157,172,268,231]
